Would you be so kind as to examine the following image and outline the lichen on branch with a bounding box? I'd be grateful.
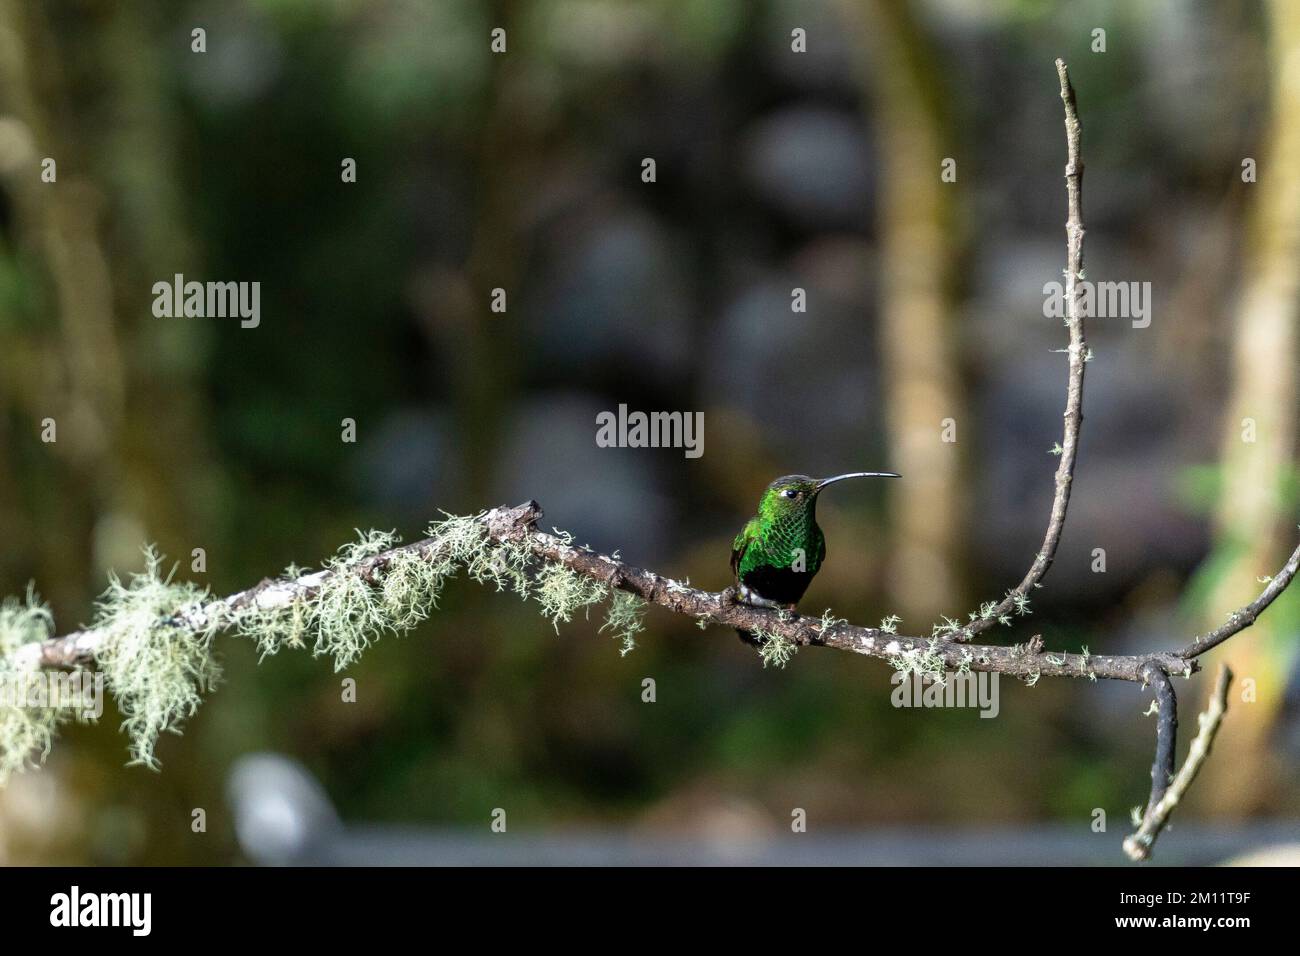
[0,514,654,778]
[0,592,70,783]
[90,548,223,768]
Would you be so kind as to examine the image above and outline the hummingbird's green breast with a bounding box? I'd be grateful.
[731,504,826,606]
[730,470,898,610]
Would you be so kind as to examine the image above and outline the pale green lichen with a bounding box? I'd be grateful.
[468,539,533,598]
[931,615,966,640]
[90,548,222,769]
[335,528,400,564]
[310,530,407,668]
[379,547,443,630]
[429,513,494,575]
[309,560,390,671]
[533,563,608,630]
[1078,645,1096,680]
[236,588,310,658]
[818,609,848,633]
[755,631,797,669]
[600,591,646,656]
[423,513,536,603]
[956,649,974,677]
[305,528,456,670]
[1,513,709,781]
[0,591,66,783]
[236,525,480,670]
[0,695,63,784]
[889,641,946,683]
[0,589,53,661]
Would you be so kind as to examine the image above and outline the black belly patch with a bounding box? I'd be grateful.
[740,565,815,605]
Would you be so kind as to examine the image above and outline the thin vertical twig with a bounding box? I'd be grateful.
[956,59,1088,641]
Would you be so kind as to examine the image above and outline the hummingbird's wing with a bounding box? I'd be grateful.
[731,517,761,579]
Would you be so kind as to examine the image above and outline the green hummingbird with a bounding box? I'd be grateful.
[731,472,900,614]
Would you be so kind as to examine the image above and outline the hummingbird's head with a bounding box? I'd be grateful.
[758,471,900,518]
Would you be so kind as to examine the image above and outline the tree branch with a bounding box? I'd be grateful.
[14,500,1193,683]
[1124,664,1233,862]
[955,58,1087,642]
[1174,539,1300,658]
[15,494,1293,687]
[1141,664,1178,811]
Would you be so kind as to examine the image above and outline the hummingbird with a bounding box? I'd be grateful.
[730,472,900,624]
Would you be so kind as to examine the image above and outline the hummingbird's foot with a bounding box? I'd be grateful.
[724,586,762,645]
[729,586,797,644]
[736,583,785,610]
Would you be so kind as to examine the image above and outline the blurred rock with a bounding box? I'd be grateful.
[354,407,463,522]
[764,0,860,92]
[489,392,675,563]
[227,753,340,866]
[741,106,874,231]
[181,5,281,107]
[529,207,692,377]
[703,240,886,468]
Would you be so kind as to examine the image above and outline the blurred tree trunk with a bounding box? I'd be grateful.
[1197,0,1300,814]
[414,0,528,500]
[0,0,125,611]
[0,1,213,607]
[842,0,966,621]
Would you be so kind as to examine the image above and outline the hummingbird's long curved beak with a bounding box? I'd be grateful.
[814,471,901,492]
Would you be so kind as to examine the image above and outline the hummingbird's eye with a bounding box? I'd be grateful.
[781,489,798,499]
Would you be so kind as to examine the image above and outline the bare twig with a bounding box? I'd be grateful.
[955,59,1088,642]
[1174,539,1300,658]
[1141,664,1178,809]
[1124,665,1233,862]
